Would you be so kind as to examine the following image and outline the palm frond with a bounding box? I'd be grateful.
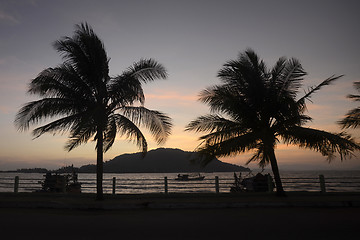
[246,145,269,169]
[193,132,260,166]
[103,114,117,152]
[53,22,109,89]
[274,58,306,99]
[113,114,148,154]
[281,126,360,161]
[65,118,97,151]
[108,73,145,107]
[339,81,360,129]
[198,85,257,123]
[32,114,83,138]
[185,114,239,133]
[270,57,287,83]
[243,49,267,77]
[297,75,343,105]
[15,98,80,131]
[347,94,360,101]
[29,64,96,101]
[126,58,168,83]
[218,50,268,102]
[217,61,244,86]
[272,113,312,132]
[339,107,360,129]
[53,37,93,82]
[120,106,172,144]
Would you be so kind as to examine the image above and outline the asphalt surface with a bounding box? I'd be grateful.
[1,192,359,239]
[1,207,358,240]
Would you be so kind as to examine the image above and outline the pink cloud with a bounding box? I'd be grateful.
[0,10,19,24]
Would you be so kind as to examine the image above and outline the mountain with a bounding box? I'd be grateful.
[79,148,250,173]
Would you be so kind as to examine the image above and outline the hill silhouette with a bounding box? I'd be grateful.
[79,148,250,173]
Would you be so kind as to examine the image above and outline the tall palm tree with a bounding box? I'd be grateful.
[339,81,360,129]
[186,49,359,196]
[15,23,172,200]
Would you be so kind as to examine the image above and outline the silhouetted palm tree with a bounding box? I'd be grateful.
[186,49,359,196]
[339,81,360,129]
[15,23,172,200]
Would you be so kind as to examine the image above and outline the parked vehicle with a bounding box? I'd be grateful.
[231,172,274,192]
[38,170,81,193]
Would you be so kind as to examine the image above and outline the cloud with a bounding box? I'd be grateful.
[146,92,197,102]
[0,105,12,114]
[0,10,19,24]
[144,91,202,110]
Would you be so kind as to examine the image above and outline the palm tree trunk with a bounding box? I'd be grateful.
[96,128,104,201]
[268,148,286,196]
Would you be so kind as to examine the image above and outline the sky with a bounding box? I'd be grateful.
[1,0,360,171]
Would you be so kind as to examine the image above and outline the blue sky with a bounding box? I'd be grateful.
[1,0,360,171]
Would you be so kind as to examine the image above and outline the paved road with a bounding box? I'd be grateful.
[1,207,358,240]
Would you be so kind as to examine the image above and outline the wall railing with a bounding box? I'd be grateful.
[1,175,360,194]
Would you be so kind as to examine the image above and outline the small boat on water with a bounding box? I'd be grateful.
[175,173,205,181]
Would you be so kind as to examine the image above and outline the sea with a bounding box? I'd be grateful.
[1,170,360,194]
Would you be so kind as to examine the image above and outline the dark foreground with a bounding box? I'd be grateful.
[1,192,359,240]
[1,207,359,240]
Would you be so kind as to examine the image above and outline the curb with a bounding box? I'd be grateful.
[1,200,360,210]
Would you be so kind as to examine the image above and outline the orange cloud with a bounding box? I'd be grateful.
[0,105,11,114]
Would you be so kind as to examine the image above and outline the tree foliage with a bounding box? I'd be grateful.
[186,49,359,194]
[15,23,172,199]
[339,81,360,129]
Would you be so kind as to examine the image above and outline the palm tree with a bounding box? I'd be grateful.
[339,81,360,129]
[15,23,172,200]
[186,49,359,196]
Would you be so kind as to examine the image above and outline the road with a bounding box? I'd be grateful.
[0,207,358,240]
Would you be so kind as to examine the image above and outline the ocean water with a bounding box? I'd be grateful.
[0,170,360,194]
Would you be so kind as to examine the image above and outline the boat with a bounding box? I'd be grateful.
[175,173,205,181]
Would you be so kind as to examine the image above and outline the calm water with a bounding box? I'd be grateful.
[1,170,360,193]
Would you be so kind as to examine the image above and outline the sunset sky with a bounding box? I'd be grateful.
[1,0,360,171]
